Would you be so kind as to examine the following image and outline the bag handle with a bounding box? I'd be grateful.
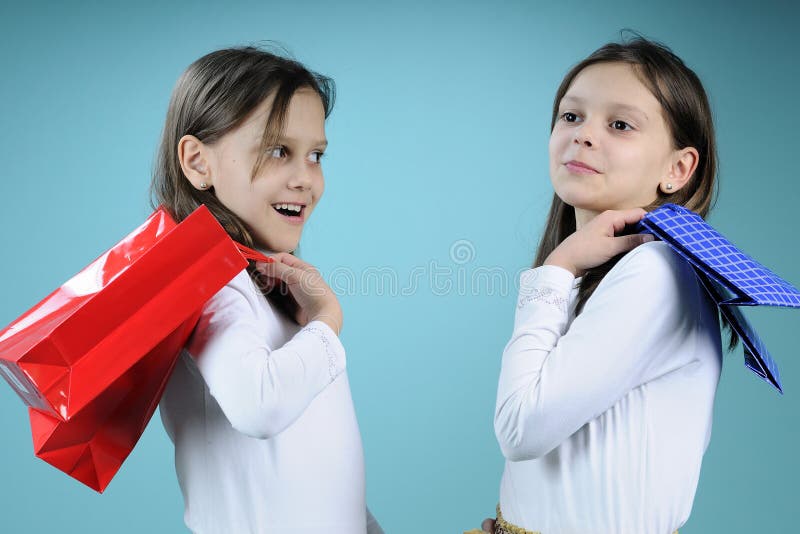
[234,243,274,263]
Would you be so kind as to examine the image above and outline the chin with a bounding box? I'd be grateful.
[254,233,300,254]
[554,191,596,211]
[268,242,299,254]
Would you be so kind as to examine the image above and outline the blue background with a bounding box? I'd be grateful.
[0,0,797,532]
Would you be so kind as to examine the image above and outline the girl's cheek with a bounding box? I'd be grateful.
[548,133,561,159]
[554,127,572,149]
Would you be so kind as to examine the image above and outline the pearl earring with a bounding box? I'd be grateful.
[665,183,673,191]
[200,182,209,189]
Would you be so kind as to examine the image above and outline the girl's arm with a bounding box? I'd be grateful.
[494,242,702,461]
[185,272,346,439]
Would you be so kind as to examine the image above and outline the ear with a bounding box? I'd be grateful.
[178,135,214,191]
[660,146,699,195]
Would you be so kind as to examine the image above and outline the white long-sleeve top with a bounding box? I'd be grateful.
[159,267,382,534]
[495,241,723,534]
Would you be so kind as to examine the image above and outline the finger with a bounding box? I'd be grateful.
[255,252,290,272]
[612,232,655,255]
[616,207,648,222]
[276,256,326,291]
[272,253,318,273]
[604,208,648,234]
[254,260,274,273]
[254,272,279,291]
[295,307,309,327]
[257,259,302,285]
[266,252,294,265]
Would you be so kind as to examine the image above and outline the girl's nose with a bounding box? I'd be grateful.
[573,124,595,148]
[288,162,313,190]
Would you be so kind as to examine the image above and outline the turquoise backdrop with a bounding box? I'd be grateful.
[0,0,797,532]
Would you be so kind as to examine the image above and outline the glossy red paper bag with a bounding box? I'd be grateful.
[0,204,269,421]
[28,310,200,492]
[0,204,271,491]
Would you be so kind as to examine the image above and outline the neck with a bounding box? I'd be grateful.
[573,207,598,231]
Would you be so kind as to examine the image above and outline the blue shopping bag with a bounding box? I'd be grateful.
[637,204,800,394]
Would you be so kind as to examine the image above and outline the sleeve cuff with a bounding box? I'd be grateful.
[520,265,576,293]
[516,266,575,318]
[302,319,347,381]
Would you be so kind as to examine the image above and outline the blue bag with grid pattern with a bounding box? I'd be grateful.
[637,204,800,394]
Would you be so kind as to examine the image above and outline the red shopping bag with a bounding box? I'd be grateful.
[0,204,271,491]
[0,204,269,421]
[28,309,200,492]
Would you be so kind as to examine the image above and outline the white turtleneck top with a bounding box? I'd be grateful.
[494,241,723,534]
[159,267,382,533]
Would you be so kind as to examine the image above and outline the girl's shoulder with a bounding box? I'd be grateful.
[585,242,720,362]
[615,240,691,278]
[602,240,702,305]
[208,267,298,329]
[200,268,265,320]
[618,239,675,265]
[188,268,298,352]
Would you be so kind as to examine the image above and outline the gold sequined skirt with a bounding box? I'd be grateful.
[464,504,678,534]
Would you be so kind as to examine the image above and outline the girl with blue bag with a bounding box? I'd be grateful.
[479,35,737,534]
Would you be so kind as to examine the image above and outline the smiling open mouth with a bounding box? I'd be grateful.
[272,203,305,220]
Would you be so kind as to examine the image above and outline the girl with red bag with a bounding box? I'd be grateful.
[151,46,382,534]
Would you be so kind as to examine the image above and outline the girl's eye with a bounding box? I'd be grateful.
[610,120,633,131]
[561,112,579,122]
[308,151,325,164]
[268,146,287,158]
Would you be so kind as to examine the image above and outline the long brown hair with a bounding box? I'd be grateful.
[534,33,737,349]
[149,44,334,300]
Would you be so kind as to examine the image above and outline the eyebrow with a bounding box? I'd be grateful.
[560,95,649,121]
[256,135,328,148]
